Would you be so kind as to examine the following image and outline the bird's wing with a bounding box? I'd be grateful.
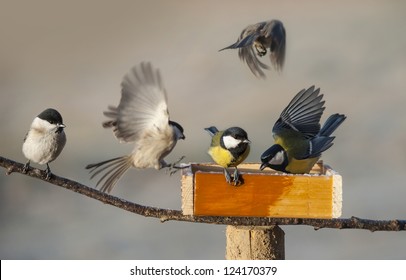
[219,22,269,78]
[219,22,265,50]
[262,20,286,71]
[238,47,269,78]
[103,62,170,143]
[273,86,325,138]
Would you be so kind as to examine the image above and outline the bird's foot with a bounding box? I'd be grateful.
[167,156,189,176]
[231,167,243,186]
[22,161,30,174]
[223,168,243,186]
[45,164,52,180]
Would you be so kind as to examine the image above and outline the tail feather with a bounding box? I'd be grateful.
[204,126,219,136]
[308,136,335,158]
[86,156,132,193]
[319,114,346,137]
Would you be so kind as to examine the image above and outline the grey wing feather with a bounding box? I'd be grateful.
[273,86,325,138]
[262,20,286,71]
[237,22,269,78]
[219,20,286,78]
[219,22,265,50]
[103,62,170,143]
[238,47,269,78]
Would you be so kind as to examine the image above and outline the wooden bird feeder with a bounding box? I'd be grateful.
[181,161,342,219]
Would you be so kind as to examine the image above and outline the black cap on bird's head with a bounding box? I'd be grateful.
[260,144,288,172]
[223,127,249,142]
[169,120,185,140]
[37,108,65,127]
[221,126,250,152]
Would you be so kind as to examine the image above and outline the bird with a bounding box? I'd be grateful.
[205,126,251,186]
[260,86,346,173]
[22,108,67,179]
[219,19,286,78]
[86,62,185,193]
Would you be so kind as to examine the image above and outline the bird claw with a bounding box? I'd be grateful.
[22,161,30,174]
[224,168,243,186]
[45,164,52,180]
[254,43,267,57]
[166,156,188,176]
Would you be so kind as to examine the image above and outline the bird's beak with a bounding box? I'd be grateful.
[244,139,251,144]
[259,162,267,171]
[58,123,66,128]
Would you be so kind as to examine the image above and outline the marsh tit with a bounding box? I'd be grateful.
[22,108,67,179]
[86,62,185,193]
[205,126,250,186]
[219,19,286,79]
[260,86,346,173]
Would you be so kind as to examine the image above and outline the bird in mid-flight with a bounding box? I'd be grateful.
[86,62,185,193]
[220,19,286,78]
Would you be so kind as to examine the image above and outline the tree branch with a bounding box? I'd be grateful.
[1,155,405,232]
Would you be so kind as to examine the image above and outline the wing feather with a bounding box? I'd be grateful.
[103,62,170,143]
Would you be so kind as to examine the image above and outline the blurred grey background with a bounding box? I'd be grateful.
[1,0,406,259]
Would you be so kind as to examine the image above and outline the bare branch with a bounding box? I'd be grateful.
[1,155,405,232]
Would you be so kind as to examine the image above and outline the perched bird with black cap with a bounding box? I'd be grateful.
[86,62,185,193]
[205,126,250,186]
[260,86,346,173]
[22,108,67,179]
[219,19,286,78]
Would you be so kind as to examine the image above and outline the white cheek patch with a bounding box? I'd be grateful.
[33,117,57,131]
[222,135,242,149]
[268,150,285,165]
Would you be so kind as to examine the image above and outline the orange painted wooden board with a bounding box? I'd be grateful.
[181,162,342,218]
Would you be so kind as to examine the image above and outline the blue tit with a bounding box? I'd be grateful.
[86,62,185,193]
[219,19,286,78]
[260,86,346,173]
[22,108,67,179]
[205,126,251,186]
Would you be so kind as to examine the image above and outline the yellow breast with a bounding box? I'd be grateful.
[207,146,234,168]
[285,157,319,174]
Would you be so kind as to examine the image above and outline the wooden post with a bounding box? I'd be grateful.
[181,162,341,260]
[225,226,285,260]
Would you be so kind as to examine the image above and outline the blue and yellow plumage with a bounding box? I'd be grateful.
[260,86,346,173]
[205,126,250,185]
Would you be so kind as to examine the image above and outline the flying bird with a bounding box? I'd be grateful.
[220,19,286,78]
[86,62,185,193]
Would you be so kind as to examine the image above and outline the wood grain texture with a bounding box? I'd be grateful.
[182,162,342,218]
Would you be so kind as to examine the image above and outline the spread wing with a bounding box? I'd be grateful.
[103,62,170,143]
[262,20,286,72]
[273,86,325,139]
[219,20,286,78]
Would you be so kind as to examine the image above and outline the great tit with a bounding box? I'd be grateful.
[219,19,286,78]
[260,86,346,173]
[22,108,67,179]
[86,62,185,193]
[205,126,250,186]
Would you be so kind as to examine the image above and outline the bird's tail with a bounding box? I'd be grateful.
[308,113,346,158]
[318,113,347,137]
[86,156,132,193]
[204,126,219,136]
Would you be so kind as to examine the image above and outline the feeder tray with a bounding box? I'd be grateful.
[181,161,342,219]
